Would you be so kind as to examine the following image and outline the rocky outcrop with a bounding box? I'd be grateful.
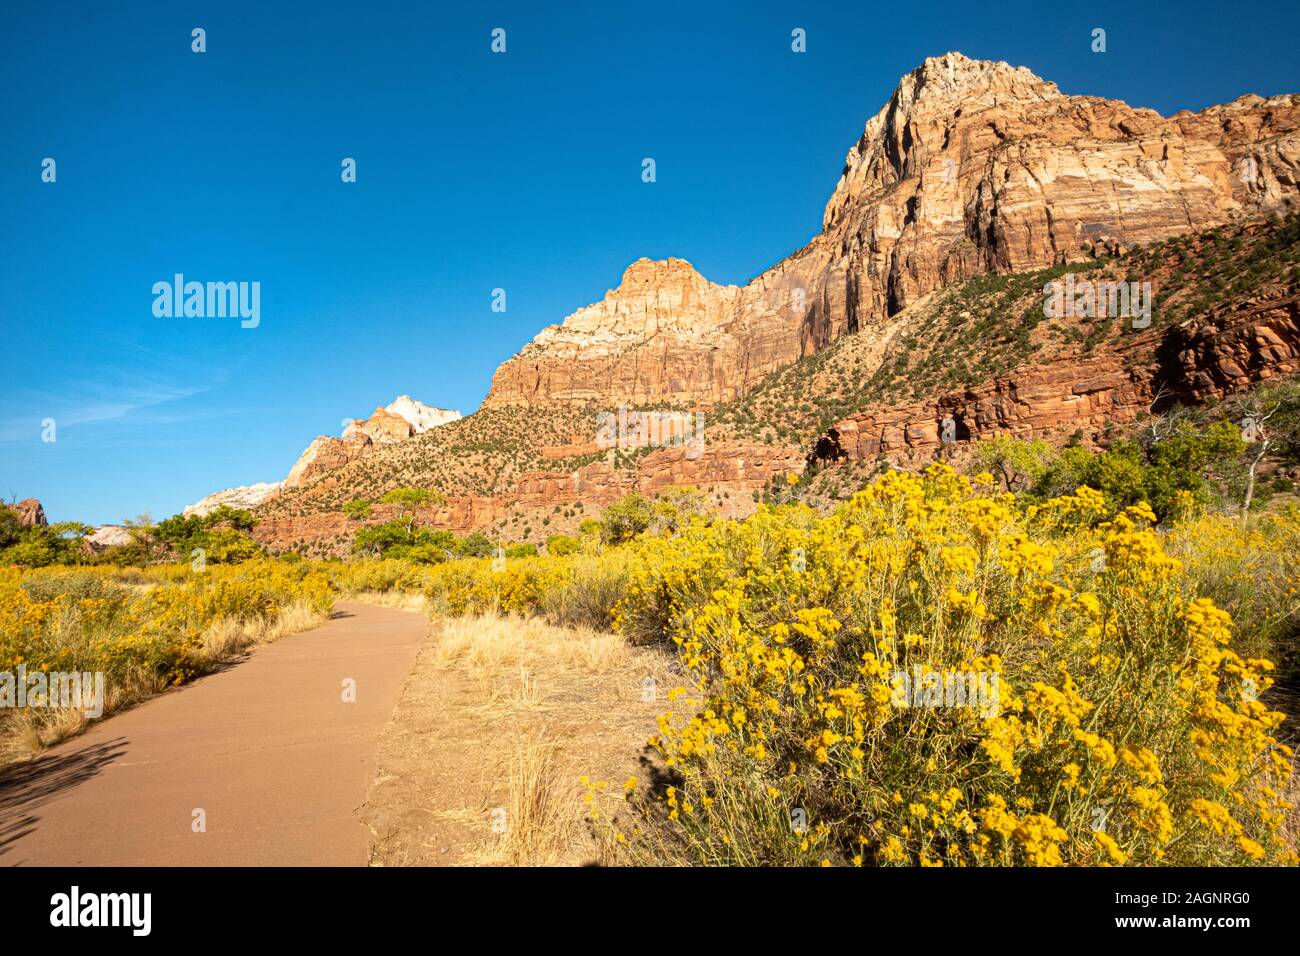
[828,359,1152,463]
[821,295,1300,465]
[343,407,412,445]
[87,525,133,549]
[6,498,47,527]
[341,398,460,446]
[183,481,283,517]
[1164,297,1300,402]
[385,395,462,433]
[289,396,461,488]
[485,53,1300,409]
[486,258,742,406]
[514,445,803,508]
[250,496,504,552]
[285,433,373,488]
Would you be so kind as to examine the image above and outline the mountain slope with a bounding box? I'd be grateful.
[247,54,1300,555]
[485,52,1300,409]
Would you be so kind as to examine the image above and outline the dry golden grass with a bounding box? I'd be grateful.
[193,598,328,666]
[362,612,673,867]
[466,732,579,866]
[433,613,629,680]
[340,590,429,614]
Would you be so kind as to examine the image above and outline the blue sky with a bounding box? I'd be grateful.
[3,0,1298,525]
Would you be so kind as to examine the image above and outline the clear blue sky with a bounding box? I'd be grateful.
[3,0,1298,525]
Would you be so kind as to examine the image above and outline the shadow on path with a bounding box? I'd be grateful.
[0,738,128,858]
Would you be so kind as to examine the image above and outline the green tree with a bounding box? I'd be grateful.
[0,506,23,550]
[974,435,1054,492]
[379,487,445,533]
[204,505,256,531]
[456,532,494,558]
[343,499,373,520]
[601,493,654,545]
[1031,420,1246,521]
[355,521,413,558]
[0,521,92,567]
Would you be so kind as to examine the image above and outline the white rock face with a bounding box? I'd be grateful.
[384,395,461,433]
[88,525,133,548]
[183,481,284,517]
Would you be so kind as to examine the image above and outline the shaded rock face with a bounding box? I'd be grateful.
[808,429,848,467]
[7,498,46,527]
[485,53,1300,409]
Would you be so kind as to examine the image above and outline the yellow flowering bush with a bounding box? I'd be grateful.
[1164,507,1300,670]
[1,560,334,689]
[616,466,1295,866]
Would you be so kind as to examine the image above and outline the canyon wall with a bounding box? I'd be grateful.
[485,53,1300,409]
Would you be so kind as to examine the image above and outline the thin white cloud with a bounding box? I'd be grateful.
[0,342,231,443]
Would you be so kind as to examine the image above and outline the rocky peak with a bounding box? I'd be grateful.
[182,395,462,509]
[343,396,462,446]
[555,257,740,337]
[385,395,462,433]
[288,395,461,489]
[5,498,47,527]
[344,406,413,445]
[485,54,1300,414]
[822,52,1062,230]
[905,52,1055,105]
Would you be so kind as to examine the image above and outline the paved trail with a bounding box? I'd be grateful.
[0,602,425,866]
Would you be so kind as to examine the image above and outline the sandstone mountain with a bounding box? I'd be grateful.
[286,396,461,488]
[249,54,1300,556]
[184,396,460,517]
[486,52,1299,409]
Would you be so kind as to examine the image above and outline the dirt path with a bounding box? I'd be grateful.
[0,601,425,866]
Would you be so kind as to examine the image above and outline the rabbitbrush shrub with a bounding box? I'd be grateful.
[612,466,1295,866]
